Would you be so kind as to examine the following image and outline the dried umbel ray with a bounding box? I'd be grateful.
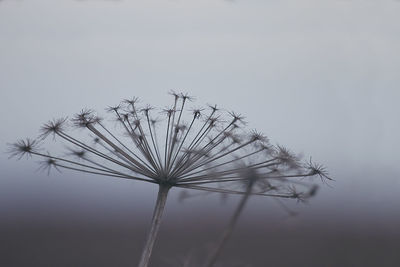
[8,91,329,267]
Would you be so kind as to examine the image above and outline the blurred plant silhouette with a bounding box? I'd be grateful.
[8,91,329,267]
[203,166,322,267]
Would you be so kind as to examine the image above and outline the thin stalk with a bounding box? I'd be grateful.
[204,182,253,267]
[168,114,196,173]
[178,139,256,177]
[167,98,186,171]
[145,114,163,171]
[164,114,172,171]
[179,148,265,179]
[138,184,171,267]
[171,111,216,175]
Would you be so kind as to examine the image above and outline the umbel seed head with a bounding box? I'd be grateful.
[8,92,329,201]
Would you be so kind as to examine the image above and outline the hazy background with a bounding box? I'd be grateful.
[1,0,399,266]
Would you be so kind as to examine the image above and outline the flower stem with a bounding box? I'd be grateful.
[138,184,170,267]
[204,184,252,267]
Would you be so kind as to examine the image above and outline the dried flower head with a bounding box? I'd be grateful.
[8,138,39,159]
[8,92,328,267]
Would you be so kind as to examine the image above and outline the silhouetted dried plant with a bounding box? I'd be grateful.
[203,167,321,267]
[8,91,329,267]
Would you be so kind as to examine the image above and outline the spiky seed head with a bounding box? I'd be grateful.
[38,157,60,175]
[106,104,121,113]
[150,117,161,125]
[123,97,139,107]
[9,91,328,208]
[8,138,39,159]
[228,111,245,124]
[249,130,268,143]
[39,117,68,139]
[207,104,219,113]
[71,109,98,128]
[169,90,180,100]
[67,148,86,159]
[306,159,331,181]
[275,145,300,167]
[191,107,204,119]
[208,116,219,127]
[180,92,195,102]
[162,107,175,117]
[141,105,154,116]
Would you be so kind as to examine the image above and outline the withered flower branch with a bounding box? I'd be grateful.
[8,91,329,267]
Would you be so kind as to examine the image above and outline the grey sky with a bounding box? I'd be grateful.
[0,0,399,224]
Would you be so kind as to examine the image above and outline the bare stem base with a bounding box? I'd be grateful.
[138,184,170,267]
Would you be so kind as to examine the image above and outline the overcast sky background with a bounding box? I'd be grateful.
[1,0,399,231]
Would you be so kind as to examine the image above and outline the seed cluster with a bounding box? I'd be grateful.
[8,91,329,199]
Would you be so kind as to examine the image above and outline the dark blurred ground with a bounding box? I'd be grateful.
[2,218,399,267]
[1,165,399,267]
